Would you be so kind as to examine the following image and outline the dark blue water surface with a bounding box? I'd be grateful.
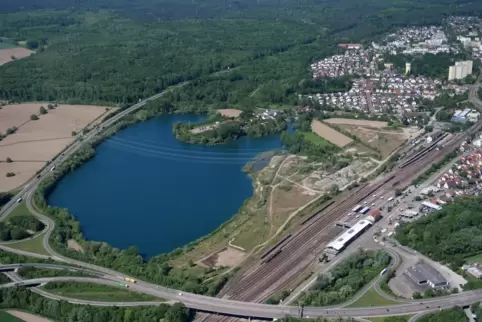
[48,114,285,258]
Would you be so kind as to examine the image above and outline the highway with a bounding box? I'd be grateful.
[0,268,481,319]
[0,81,481,319]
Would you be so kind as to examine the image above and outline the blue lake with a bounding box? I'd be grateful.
[48,114,285,258]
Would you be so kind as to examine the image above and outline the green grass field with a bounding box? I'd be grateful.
[5,201,32,219]
[465,253,482,264]
[347,287,401,307]
[6,233,50,256]
[368,315,412,322]
[0,311,24,322]
[41,282,161,302]
[301,131,332,146]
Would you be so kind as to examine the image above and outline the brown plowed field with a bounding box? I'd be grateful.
[0,47,34,65]
[311,120,352,147]
[324,118,388,128]
[218,109,242,118]
[0,103,108,192]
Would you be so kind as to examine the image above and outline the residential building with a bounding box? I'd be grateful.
[405,62,411,75]
[449,60,474,80]
[448,65,456,81]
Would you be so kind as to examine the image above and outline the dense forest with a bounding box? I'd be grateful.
[1,0,482,108]
[0,287,192,322]
[396,197,482,267]
[298,250,391,306]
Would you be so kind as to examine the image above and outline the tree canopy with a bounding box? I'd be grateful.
[396,197,482,267]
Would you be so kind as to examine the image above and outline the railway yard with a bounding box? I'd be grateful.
[195,110,482,322]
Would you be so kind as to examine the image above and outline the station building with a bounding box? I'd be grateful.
[325,219,372,256]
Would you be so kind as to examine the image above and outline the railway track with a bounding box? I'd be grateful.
[197,134,469,322]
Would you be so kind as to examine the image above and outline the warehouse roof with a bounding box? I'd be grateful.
[407,263,447,285]
[326,219,372,251]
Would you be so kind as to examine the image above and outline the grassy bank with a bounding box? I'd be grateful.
[5,233,49,256]
[347,287,400,307]
[368,316,412,322]
[41,281,160,302]
[18,267,91,279]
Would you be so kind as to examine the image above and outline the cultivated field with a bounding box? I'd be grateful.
[311,120,353,147]
[0,47,34,65]
[0,103,109,192]
[324,118,388,128]
[218,109,242,118]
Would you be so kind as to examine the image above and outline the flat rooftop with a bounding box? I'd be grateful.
[407,263,447,285]
[327,219,372,251]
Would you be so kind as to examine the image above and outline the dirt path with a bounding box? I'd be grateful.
[267,155,294,235]
[275,174,322,194]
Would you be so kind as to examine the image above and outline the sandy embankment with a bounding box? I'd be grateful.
[6,310,52,322]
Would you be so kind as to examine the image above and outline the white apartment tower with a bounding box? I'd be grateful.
[405,62,411,75]
[448,66,456,81]
[448,60,474,80]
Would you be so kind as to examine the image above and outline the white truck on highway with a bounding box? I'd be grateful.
[50,166,56,172]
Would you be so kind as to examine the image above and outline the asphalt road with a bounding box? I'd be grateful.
[1,261,481,319]
[0,82,481,319]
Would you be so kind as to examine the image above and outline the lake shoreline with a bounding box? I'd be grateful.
[46,114,284,258]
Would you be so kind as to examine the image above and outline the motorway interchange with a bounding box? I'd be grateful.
[0,83,482,321]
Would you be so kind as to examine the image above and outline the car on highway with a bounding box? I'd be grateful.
[179,292,183,296]
[36,174,41,179]
[16,198,22,203]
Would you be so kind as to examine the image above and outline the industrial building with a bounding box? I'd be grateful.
[468,267,482,279]
[325,219,372,256]
[367,209,382,223]
[420,201,442,212]
[420,185,439,195]
[451,108,479,123]
[406,263,448,289]
[448,60,473,80]
[400,209,418,219]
